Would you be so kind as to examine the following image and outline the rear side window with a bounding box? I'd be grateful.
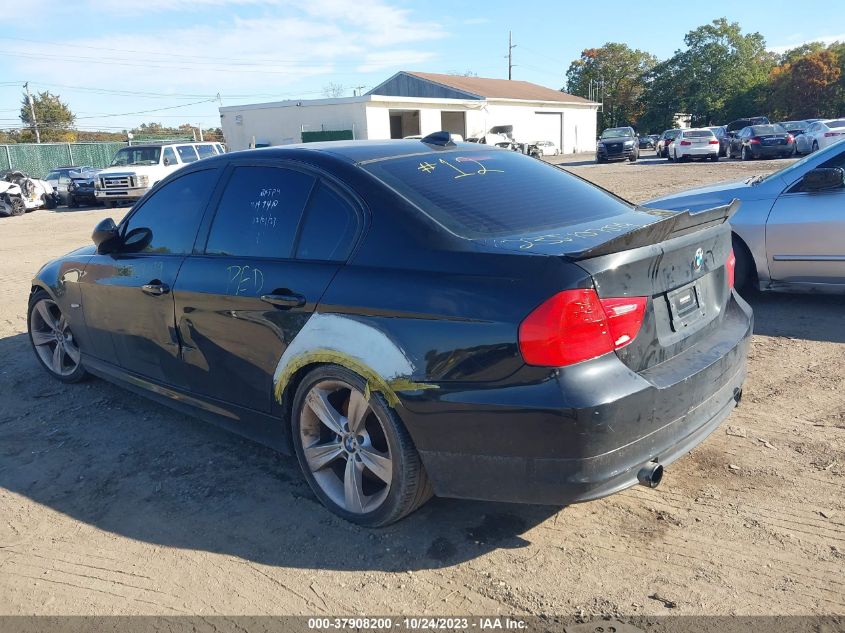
[295,184,358,261]
[177,145,199,163]
[363,149,632,238]
[163,147,178,165]
[196,144,216,159]
[123,169,218,255]
[205,166,315,258]
[829,120,845,129]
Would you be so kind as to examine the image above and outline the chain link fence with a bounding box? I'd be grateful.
[0,138,196,178]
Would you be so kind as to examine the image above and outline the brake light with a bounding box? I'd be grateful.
[726,249,736,289]
[786,134,794,144]
[680,140,691,146]
[709,139,719,145]
[749,137,761,144]
[518,289,647,367]
[824,132,842,137]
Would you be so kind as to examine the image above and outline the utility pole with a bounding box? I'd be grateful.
[507,31,516,80]
[352,85,366,97]
[23,82,40,143]
[198,124,204,142]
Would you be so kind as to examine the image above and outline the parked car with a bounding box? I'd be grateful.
[648,140,845,293]
[656,129,682,158]
[727,124,795,160]
[596,127,639,162]
[670,128,720,162]
[707,126,730,157]
[638,136,655,150]
[27,134,751,526]
[45,166,94,205]
[794,119,845,155]
[533,140,560,156]
[0,170,58,217]
[776,120,809,138]
[649,134,660,145]
[95,141,225,207]
[725,116,770,137]
[67,168,103,208]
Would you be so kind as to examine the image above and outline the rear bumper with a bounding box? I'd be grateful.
[404,292,753,506]
[749,145,792,157]
[676,146,718,158]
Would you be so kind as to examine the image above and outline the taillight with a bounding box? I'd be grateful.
[824,131,842,137]
[708,139,719,144]
[726,249,736,289]
[680,140,691,146]
[749,137,761,144]
[518,289,646,367]
[786,134,794,144]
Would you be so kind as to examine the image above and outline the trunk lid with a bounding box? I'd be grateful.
[485,201,739,373]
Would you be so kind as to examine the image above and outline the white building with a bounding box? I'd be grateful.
[219,71,599,153]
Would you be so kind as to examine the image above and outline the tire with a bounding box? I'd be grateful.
[710,153,719,162]
[812,141,819,153]
[291,365,432,526]
[629,153,637,163]
[8,196,25,216]
[731,235,756,293]
[27,289,88,383]
[67,194,78,209]
[43,194,57,210]
[741,146,750,161]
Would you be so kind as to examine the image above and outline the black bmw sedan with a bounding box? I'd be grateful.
[28,134,752,526]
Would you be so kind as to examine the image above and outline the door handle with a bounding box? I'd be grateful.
[142,282,170,296]
[260,293,306,309]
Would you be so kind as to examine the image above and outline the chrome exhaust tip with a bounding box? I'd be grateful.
[637,461,664,488]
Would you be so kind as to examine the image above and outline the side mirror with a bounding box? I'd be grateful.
[163,157,170,166]
[803,167,845,192]
[92,218,121,254]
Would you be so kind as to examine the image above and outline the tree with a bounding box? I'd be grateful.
[669,18,775,125]
[19,91,76,142]
[565,43,657,130]
[767,50,842,119]
[321,82,346,98]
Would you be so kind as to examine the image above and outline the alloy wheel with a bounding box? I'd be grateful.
[29,298,81,377]
[298,380,393,514]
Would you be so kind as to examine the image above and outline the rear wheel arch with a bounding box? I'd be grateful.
[731,232,758,291]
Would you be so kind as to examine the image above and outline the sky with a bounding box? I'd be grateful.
[1,0,844,133]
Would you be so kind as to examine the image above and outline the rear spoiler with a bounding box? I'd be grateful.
[565,199,740,260]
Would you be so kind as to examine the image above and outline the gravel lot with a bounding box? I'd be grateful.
[0,152,843,618]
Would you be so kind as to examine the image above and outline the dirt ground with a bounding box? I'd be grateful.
[0,152,843,618]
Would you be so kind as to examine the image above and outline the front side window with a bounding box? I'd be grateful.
[205,166,315,258]
[176,145,199,163]
[122,169,218,255]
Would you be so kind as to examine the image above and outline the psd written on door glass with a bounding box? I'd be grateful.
[205,166,315,258]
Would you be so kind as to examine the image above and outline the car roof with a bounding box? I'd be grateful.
[220,139,496,166]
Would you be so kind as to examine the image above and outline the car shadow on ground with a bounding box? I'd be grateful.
[0,332,558,572]
[743,291,845,344]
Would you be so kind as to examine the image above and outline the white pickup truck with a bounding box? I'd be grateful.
[95,141,225,207]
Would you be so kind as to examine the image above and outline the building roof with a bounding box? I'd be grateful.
[402,72,593,104]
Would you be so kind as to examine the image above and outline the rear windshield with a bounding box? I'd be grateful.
[828,120,845,129]
[752,125,785,135]
[684,130,714,138]
[362,149,632,238]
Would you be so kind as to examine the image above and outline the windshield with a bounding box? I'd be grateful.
[363,149,633,239]
[758,140,845,185]
[600,128,633,139]
[110,147,161,167]
[751,125,786,135]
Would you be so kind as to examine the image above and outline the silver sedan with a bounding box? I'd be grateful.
[647,140,845,293]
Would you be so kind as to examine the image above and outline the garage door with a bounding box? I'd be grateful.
[533,112,562,150]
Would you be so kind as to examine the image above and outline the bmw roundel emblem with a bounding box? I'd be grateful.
[692,248,704,272]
